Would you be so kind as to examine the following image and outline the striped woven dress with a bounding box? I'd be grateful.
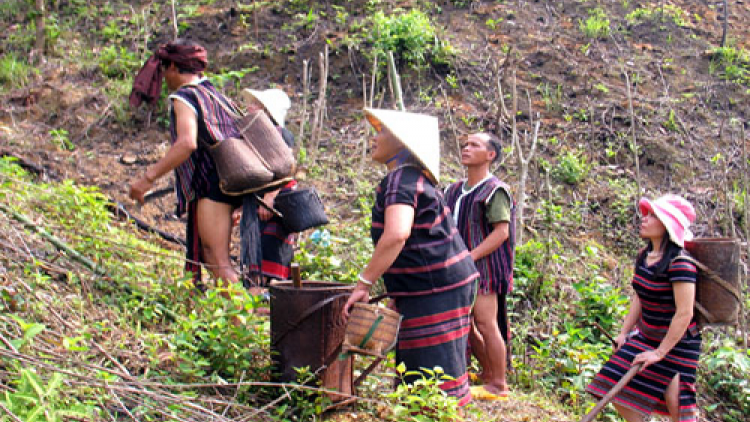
[372,165,479,406]
[169,78,243,282]
[587,255,701,421]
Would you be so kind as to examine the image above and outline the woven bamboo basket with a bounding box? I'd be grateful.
[343,302,402,358]
[684,238,742,327]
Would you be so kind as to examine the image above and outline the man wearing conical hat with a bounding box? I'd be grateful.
[342,108,479,406]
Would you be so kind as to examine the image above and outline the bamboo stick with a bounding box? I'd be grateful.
[580,364,642,422]
[0,203,102,275]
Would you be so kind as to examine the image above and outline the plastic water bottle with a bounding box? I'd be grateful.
[310,229,331,247]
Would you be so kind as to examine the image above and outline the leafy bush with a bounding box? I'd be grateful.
[552,150,591,185]
[169,283,271,380]
[709,46,750,86]
[363,9,455,73]
[0,53,36,91]
[0,369,99,422]
[700,344,750,421]
[579,8,610,39]
[49,128,74,151]
[384,364,462,422]
[97,45,140,78]
[626,5,689,27]
[295,185,374,285]
[265,366,332,422]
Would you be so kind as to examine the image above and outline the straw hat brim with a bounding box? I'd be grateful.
[363,108,440,182]
[242,88,290,128]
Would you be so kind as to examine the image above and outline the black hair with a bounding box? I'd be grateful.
[480,133,502,164]
[636,238,683,277]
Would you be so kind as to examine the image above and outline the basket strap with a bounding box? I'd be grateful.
[187,84,276,174]
[187,83,244,118]
[694,301,717,324]
[357,314,385,349]
[678,255,742,301]
[272,292,351,347]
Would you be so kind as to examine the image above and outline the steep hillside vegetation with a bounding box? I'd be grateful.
[1,1,749,421]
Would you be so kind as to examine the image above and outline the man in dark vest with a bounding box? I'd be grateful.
[445,132,515,400]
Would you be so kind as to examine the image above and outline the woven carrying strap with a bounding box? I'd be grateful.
[677,254,742,324]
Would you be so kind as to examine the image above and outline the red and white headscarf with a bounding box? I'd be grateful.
[638,194,695,247]
[129,41,208,108]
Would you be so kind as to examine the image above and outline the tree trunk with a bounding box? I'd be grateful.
[33,0,46,62]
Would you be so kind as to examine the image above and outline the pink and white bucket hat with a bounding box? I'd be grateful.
[638,194,696,247]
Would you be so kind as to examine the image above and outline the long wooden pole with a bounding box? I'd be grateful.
[579,364,642,422]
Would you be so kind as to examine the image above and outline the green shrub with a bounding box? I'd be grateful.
[0,369,99,422]
[265,366,332,421]
[170,283,270,380]
[49,128,74,151]
[97,45,140,78]
[0,0,28,21]
[700,344,750,420]
[626,5,689,27]
[0,53,35,91]
[552,150,591,185]
[579,8,610,39]
[709,46,750,86]
[364,9,455,73]
[385,364,462,422]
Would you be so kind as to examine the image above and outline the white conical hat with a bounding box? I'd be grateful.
[363,108,440,182]
[242,88,291,127]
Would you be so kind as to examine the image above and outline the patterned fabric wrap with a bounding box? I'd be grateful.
[587,256,701,421]
[395,281,475,407]
[260,184,297,280]
[371,165,478,405]
[445,177,515,295]
[169,80,242,216]
[371,165,479,296]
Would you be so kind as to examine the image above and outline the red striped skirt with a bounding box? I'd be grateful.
[393,281,476,406]
[586,330,701,421]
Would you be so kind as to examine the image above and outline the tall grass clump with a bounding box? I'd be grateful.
[0,54,35,91]
[579,8,610,39]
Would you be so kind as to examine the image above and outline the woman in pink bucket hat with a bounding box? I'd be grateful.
[587,194,702,422]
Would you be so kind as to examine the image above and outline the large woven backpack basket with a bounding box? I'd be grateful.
[682,238,742,328]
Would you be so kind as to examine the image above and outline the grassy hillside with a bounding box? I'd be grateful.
[1,1,749,421]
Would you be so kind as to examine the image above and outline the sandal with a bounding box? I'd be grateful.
[470,385,509,401]
[468,372,481,384]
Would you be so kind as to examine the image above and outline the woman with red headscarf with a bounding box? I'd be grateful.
[128,39,243,288]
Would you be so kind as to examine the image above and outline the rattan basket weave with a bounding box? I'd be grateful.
[343,302,402,358]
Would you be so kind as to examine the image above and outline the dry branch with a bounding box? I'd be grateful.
[623,69,642,200]
[299,59,310,144]
[387,51,405,111]
[510,71,540,246]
